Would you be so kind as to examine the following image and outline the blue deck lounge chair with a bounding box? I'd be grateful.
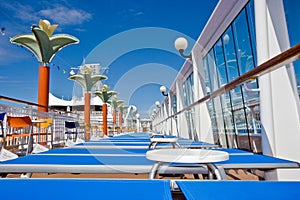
[176,180,300,200]
[0,179,172,200]
[0,146,298,178]
[65,121,78,142]
[0,133,298,178]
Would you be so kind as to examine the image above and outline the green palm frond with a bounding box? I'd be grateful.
[32,25,53,64]
[118,104,129,113]
[50,34,79,56]
[69,73,107,93]
[106,91,118,103]
[10,34,42,63]
[83,73,93,91]
[116,100,125,109]
[68,74,87,91]
[86,74,107,91]
[10,19,79,65]
[95,90,117,103]
[112,99,125,110]
[94,91,103,102]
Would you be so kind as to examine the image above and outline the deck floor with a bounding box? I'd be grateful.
[6,169,260,180]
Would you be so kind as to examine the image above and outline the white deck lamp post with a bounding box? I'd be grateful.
[174,37,192,59]
[155,101,161,108]
[160,85,168,96]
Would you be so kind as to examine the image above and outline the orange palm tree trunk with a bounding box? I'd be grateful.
[84,92,91,141]
[119,112,123,126]
[37,66,50,112]
[113,110,117,125]
[103,103,107,135]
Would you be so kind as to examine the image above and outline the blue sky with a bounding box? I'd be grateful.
[0,0,219,118]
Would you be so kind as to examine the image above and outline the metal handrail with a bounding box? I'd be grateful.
[0,95,63,112]
[153,43,300,126]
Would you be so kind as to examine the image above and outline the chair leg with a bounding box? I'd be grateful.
[193,174,200,179]
[74,133,78,142]
[148,142,154,149]
[149,162,162,179]
[26,135,34,155]
[0,122,4,148]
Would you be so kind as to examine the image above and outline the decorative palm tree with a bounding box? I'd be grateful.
[10,19,79,112]
[94,85,117,136]
[111,95,124,126]
[68,65,107,141]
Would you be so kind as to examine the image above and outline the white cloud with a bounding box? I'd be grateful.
[1,2,39,22]
[39,6,92,25]
[134,12,144,16]
[114,8,144,28]
[74,28,87,32]
[117,8,144,18]
[0,2,92,26]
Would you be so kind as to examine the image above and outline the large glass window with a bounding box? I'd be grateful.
[284,0,300,95]
[183,74,194,106]
[204,50,221,145]
[233,5,260,152]
[183,73,196,140]
[202,1,261,152]
[173,94,177,114]
[222,27,241,148]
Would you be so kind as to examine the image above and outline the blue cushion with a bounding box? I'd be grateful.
[176,180,300,200]
[0,179,172,200]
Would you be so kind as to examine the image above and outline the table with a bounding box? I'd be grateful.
[148,137,180,149]
[150,132,165,138]
[146,149,229,179]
